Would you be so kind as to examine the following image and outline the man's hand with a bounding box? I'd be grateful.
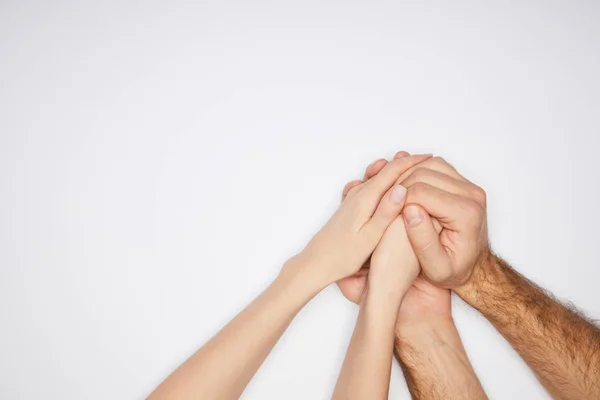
[398,157,490,288]
[403,156,600,400]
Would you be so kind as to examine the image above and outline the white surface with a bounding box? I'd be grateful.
[1,1,599,399]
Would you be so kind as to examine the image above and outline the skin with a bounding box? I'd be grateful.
[332,173,419,400]
[397,156,600,400]
[147,153,432,400]
[456,255,600,399]
[337,151,486,399]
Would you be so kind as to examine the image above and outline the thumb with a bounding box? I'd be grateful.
[362,184,407,245]
[403,204,454,285]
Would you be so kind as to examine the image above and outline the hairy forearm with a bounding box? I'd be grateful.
[148,259,322,400]
[332,285,404,400]
[394,317,486,400]
[456,253,600,399]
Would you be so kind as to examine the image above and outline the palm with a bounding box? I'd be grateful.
[398,275,451,321]
[337,272,451,321]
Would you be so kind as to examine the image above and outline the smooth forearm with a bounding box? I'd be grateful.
[332,284,404,400]
[148,258,324,400]
[456,253,600,399]
[394,317,486,400]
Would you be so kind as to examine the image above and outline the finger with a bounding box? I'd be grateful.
[405,182,478,231]
[403,204,454,285]
[342,180,363,200]
[401,168,475,198]
[336,271,368,304]
[362,183,407,239]
[397,156,466,184]
[361,154,432,204]
[364,159,388,181]
[393,150,410,160]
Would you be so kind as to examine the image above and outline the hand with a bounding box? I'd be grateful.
[399,156,490,288]
[363,162,421,303]
[285,154,432,288]
[396,275,450,324]
[367,214,419,303]
[337,152,451,324]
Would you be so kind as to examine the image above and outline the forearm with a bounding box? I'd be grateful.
[456,253,600,399]
[148,259,323,400]
[332,284,404,400]
[394,317,486,400]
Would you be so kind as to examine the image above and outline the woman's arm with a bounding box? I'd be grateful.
[147,259,321,400]
[332,216,419,400]
[148,154,432,400]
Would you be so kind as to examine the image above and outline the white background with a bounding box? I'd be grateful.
[1,1,599,399]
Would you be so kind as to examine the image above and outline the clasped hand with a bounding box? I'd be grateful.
[283,150,488,307]
[149,149,599,400]
[148,149,491,400]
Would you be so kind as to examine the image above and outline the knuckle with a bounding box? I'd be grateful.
[410,167,430,182]
[396,154,425,175]
[391,157,410,175]
[431,156,448,167]
[463,200,484,228]
[471,185,487,206]
[465,197,482,212]
[409,181,431,197]
[431,156,457,173]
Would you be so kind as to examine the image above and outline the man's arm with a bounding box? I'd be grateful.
[456,252,600,399]
[394,316,487,400]
[396,155,600,400]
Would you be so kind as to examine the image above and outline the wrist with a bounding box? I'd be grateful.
[454,250,501,306]
[366,263,419,305]
[361,284,404,318]
[357,287,404,337]
[276,255,328,304]
[395,314,456,342]
[365,277,412,307]
[394,316,460,358]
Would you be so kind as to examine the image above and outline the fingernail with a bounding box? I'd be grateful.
[390,185,407,203]
[404,205,423,226]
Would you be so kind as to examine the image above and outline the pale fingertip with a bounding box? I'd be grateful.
[404,205,423,226]
[390,185,407,204]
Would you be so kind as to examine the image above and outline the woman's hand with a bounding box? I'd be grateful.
[332,151,425,400]
[285,154,432,290]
